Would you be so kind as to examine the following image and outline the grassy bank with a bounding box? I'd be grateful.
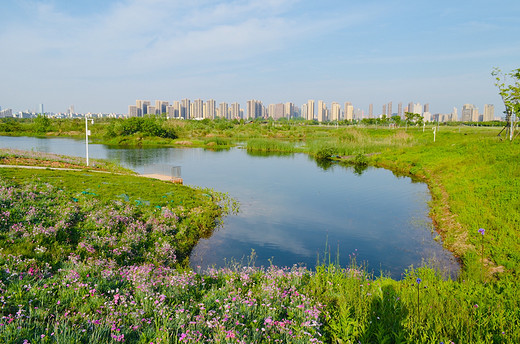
[369,127,520,278]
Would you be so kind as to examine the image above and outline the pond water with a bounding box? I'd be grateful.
[0,136,459,278]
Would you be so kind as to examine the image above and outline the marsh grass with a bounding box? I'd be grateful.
[246,138,297,153]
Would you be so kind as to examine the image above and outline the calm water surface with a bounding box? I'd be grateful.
[0,136,459,278]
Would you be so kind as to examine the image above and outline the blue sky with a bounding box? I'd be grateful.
[1,0,519,116]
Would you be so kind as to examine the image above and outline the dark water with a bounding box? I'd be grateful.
[0,136,459,278]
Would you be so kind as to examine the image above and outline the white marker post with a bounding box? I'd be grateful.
[433,126,437,142]
[85,116,93,166]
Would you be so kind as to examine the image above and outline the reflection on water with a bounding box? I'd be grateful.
[246,150,294,158]
[0,135,459,279]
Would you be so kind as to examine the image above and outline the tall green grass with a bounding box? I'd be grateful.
[246,138,297,152]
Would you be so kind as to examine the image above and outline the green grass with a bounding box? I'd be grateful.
[370,126,520,277]
[246,138,297,152]
[2,122,520,342]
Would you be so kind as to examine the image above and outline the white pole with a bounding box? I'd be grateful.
[85,116,89,166]
[433,127,436,142]
[510,112,514,141]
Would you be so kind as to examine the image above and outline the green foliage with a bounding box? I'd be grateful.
[307,264,520,343]
[492,67,520,117]
[246,138,296,152]
[353,153,369,166]
[314,146,336,160]
[0,118,22,133]
[109,116,177,139]
[404,112,424,126]
[33,114,52,134]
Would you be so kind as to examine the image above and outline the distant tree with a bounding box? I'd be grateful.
[492,67,520,140]
[492,67,520,117]
[404,112,423,126]
[33,114,51,133]
[391,115,401,126]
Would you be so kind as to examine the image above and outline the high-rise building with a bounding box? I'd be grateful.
[317,100,326,122]
[387,102,392,116]
[205,99,216,119]
[307,100,315,121]
[354,108,363,120]
[461,104,479,122]
[331,102,340,121]
[218,102,229,119]
[39,104,44,115]
[382,104,387,116]
[284,102,294,119]
[452,107,458,121]
[407,102,422,115]
[155,100,169,114]
[344,102,354,121]
[483,104,494,121]
[0,108,12,117]
[247,99,263,119]
[146,106,156,115]
[129,105,139,117]
[166,105,175,118]
[192,99,203,119]
[398,102,403,118]
[173,101,181,118]
[368,103,373,118]
[181,99,190,119]
[474,107,481,122]
[424,103,430,113]
[461,104,476,122]
[230,102,240,119]
[144,101,151,115]
[268,103,283,119]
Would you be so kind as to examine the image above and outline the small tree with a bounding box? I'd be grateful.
[33,114,51,133]
[492,67,520,140]
[391,115,401,127]
[404,112,423,127]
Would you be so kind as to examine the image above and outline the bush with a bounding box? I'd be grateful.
[315,146,336,160]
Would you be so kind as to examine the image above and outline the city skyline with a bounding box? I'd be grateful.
[125,98,496,122]
[1,1,519,115]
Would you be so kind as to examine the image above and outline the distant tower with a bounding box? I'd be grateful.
[307,100,315,121]
[206,99,216,119]
[344,102,354,121]
[284,102,294,119]
[39,104,44,115]
[424,103,430,113]
[230,102,240,119]
[317,100,326,122]
[387,101,392,115]
[218,102,229,119]
[461,104,474,122]
[483,104,495,121]
[369,103,373,118]
[382,104,387,116]
[330,102,340,121]
[398,102,403,118]
[181,99,190,119]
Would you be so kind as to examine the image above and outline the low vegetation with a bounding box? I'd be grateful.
[1,118,520,342]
